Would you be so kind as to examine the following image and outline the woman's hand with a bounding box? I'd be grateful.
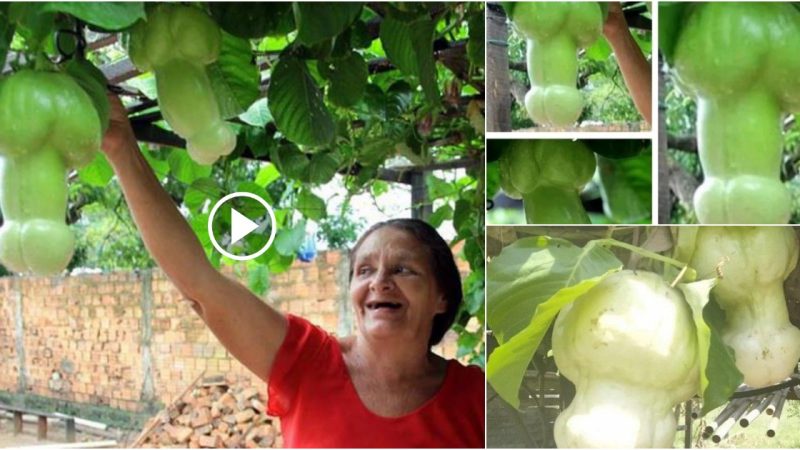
[101,93,138,160]
[600,2,652,125]
[602,2,628,41]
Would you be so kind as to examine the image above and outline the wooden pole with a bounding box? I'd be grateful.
[486,4,512,132]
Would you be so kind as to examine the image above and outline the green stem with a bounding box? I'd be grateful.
[589,238,698,282]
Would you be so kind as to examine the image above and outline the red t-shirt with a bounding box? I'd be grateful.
[267,315,485,448]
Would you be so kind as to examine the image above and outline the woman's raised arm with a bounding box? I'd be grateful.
[101,93,287,381]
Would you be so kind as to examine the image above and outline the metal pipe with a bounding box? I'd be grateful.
[739,395,771,427]
[711,399,753,443]
[766,389,789,438]
[703,398,746,437]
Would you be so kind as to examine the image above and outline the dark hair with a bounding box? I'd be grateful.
[349,219,463,346]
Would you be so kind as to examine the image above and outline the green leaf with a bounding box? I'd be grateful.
[209,2,295,39]
[380,13,439,104]
[488,270,620,408]
[40,2,144,31]
[142,147,170,180]
[457,330,482,358]
[268,56,335,147]
[255,163,280,187]
[207,31,260,119]
[678,278,743,416]
[296,190,327,221]
[307,151,341,185]
[125,73,158,100]
[325,51,368,107]
[239,98,272,127]
[167,149,213,184]
[246,262,270,296]
[0,4,16,70]
[76,152,114,187]
[64,58,110,132]
[585,36,612,61]
[269,144,310,180]
[596,152,652,224]
[466,10,485,68]
[463,271,485,315]
[428,204,453,228]
[184,177,222,210]
[293,2,363,46]
[703,297,744,415]
[274,220,306,256]
[488,236,623,344]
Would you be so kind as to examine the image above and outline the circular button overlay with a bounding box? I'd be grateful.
[207,192,277,261]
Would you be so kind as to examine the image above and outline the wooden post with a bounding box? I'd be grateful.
[37,415,47,440]
[13,411,23,434]
[486,3,512,132]
[65,417,77,443]
[410,171,432,220]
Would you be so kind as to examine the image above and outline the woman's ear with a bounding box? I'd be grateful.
[435,294,448,314]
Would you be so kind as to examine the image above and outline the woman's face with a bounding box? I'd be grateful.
[349,227,447,344]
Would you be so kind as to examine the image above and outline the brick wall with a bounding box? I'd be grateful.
[0,249,467,422]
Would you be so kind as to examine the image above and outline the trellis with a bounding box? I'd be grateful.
[3,11,483,220]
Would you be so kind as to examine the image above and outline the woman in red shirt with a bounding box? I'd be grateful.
[101,94,485,448]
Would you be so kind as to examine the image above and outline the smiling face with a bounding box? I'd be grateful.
[349,226,448,345]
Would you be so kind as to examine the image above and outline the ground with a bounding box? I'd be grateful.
[0,417,131,448]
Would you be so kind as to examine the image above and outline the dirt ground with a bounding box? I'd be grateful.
[0,417,129,448]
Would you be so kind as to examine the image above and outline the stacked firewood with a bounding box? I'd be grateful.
[134,374,280,448]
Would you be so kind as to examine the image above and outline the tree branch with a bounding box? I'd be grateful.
[667,134,698,153]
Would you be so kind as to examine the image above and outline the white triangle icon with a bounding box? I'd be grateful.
[230,208,259,245]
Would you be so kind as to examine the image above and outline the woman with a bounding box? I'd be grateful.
[101,94,485,448]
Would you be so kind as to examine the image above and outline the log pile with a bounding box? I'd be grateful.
[134,374,279,448]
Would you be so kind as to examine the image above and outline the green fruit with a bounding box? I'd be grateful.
[670,3,800,223]
[510,2,604,127]
[0,70,100,274]
[498,140,596,224]
[128,4,235,165]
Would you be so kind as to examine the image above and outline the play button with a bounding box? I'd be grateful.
[231,208,259,245]
[208,192,277,261]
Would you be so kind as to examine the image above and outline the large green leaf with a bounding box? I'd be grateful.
[293,3,363,46]
[274,220,306,256]
[324,51,368,107]
[40,2,144,31]
[678,280,743,415]
[166,149,213,184]
[207,31,260,119]
[209,2,294,39]
[596,152,652,224]
[246,261,270,296]
[269,144,310,180]
[488,236,623,343]
[183,177,222,211]
[307,151,341,185]
[268,56,335,147]
[380,13,439,105]
[76,152,114,187]
[296,189,327,221]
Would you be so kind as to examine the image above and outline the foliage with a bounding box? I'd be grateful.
[0,2,485,362]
